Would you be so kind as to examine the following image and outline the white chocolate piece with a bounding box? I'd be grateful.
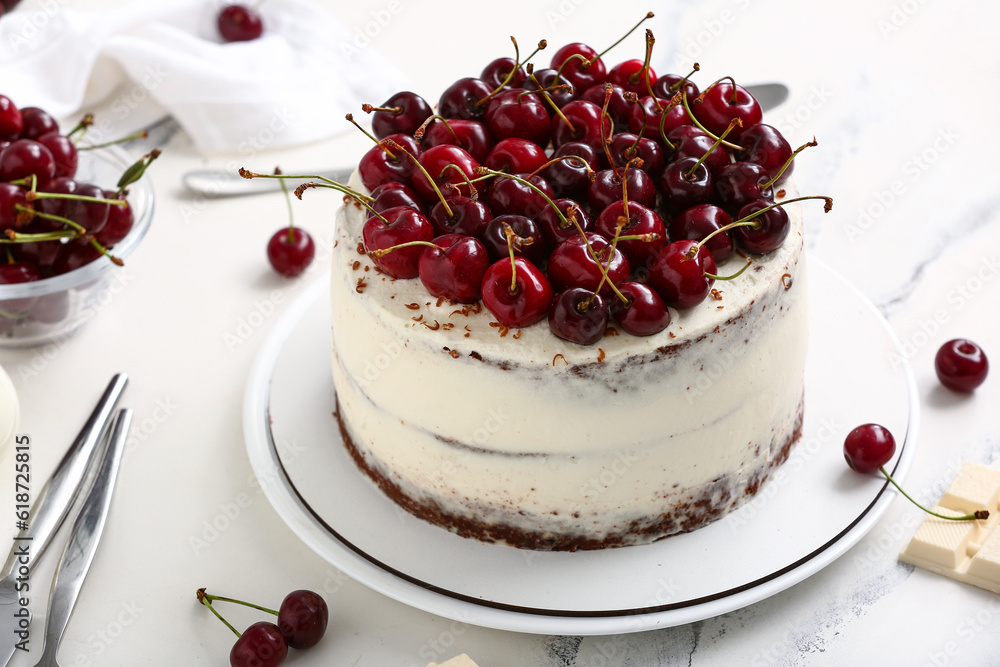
[427,656,480,667]
[899,462,1000,593]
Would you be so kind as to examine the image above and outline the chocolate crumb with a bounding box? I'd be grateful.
[782,273,793,290]
[352,260,361,271]
[441,323,454,331]
[777,188,787,198]
[412,314,423,322]
[424,320,441,331]
[470,350,483,361]
[710,288,723,301]
[597,348,606,363]
[513,330,522,339]
[552,354,568,366]
[605,327,619,336]
[356,242,365,255]
[669,332,676,339]
[405,302,421,310]
[355,277,367,293]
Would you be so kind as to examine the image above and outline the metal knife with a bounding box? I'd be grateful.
[0,374,128,667]
[181,82,790,198]
[31,408,131,667]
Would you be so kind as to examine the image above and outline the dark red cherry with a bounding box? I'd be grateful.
[18,107,58,140]
[0,261,41,316]
[535,197,592,247]
[843,424,895,474]
[53,241,102,275]
[714,161,773,216]
[627,95,676,139]
[418,234,490,304]
[606,59,657,96]
[545,141,599,201]
[668,204,734,263]
[277,590,329,650]
[362,206,435,279]
[35,177,79,230]
[611,281,671,336]
[607,132,664,174]
[0,183,29,231]
[357,133,420,192]
[659,158,713,215]
[693,81,761,141]
[96,190,134,247]
[229,621,287,667]
[588,168,656,211]
[480,256,553,328]
[480,57,526,89]
[580,83,631,128]
[547,232,630,299]
[734,198,790,254]
[549,287,608,345]
[484,138,548,175]
[482,214,546,265]
[0,138,55,184]
[484,89,551,147]
[735,123,793,185]
[0,95,23,140]
[369,91,433,139]
[485,172,554,220]
[411,144,479,203]
[438,77,493,121]
[935,339,989,392]
[594,200,665,269]
[267,226,315,277]
[648,240,717,308]
[523,68,576,108]
[668,126,731,175]
[550,100,609,153]
[422,118,492,163]
[217,4,263,42]
[550,43,606,91]
[36,132,77,179]
[429,196,491,238]
[370,182,424,215]
[652,73,699,103]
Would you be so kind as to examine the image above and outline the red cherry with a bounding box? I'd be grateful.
[550,100,608,154]
[411,144,479,203]
[547,232,629,300]
[437,77,493,121]
[485,172,554,220]
[421,118,493,163]
[429,196,492,238]
[0,138,56,184]
[18,107,58,140]
[668,204,734,263]
[594,200,665,268]
[417,234,490,304]
[483,138,548,175]
[370,182,424,215]
[480,57,526,89]
[0,183,29,231]
[229,621,287,667]
[659,157,714,215]
[357,134,420,192]
[545,141,599,201]
[607,132,665,174]
[735,123,793,185]
[693,81,761,141]
[588,167,656,211]
[550,43,607,91]
[580,82,631,128]
[484,89,551,148]
[362,206,434,279]
[535,197,592,248]
[935,339,989,392]
[734,198,790,255]
[96,191,134,247]
[481,214,546,265]
[606,59,657,96]
[714,161,773,216]
[523,68,576,108]
[368,91,432,139]
[218,4,263,42]
[652,73,699,103]
[276,590,329,650]
[267,227,315,278]
[548,287,608,345]
[843,424,895,474]
[0,261,41,315]
[610,281,671,336]
[0,95,23,140]
[480,257,553,328]
[647,240,717,309]
[37,132,77,179]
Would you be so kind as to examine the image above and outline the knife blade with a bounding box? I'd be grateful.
[181,82,790,198]
[31,408,131,667]
[0,374,127,666]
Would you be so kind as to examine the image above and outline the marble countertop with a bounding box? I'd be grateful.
[1,0,999,664]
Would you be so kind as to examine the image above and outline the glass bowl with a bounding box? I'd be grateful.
[0,145,155,348]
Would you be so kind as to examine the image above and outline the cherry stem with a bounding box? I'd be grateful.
[669,63,700,95]
[567,208,629,307]
[526,155,595,184]
[369,240,444,258]
[698,76,738,105]
[24,191,127,207]
[681,89,742,150]
[594,11,654,64]
[239,168,373,203]
[475,167,566,226]
[116,148,160,195]
[761,138,819,190]
[441,163,479,201]
[503,223,520,293]
[601,86,621,180]
[78,129,149,151]
[704,257,752,281]
[383,139,454,218]
[655,92,680,151]
[66,113,94,141]
[731,195,834,225]
[361,103,402,116]
[1,229,78,243]
[413,114,453,144]
[527,65,574,133]
[639,29,659,109]
[686,220,759,258]
[345,113,397,160]
[196,589,242,638]
[879,466,990,521]
[685,117,742,179]
[273,167,298,244]
[475,37,524,108]
[15,206,87,235]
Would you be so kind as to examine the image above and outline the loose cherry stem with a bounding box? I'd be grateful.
[198,589,279,616]
[681,88,742,150]
[382,139,454,218]
[685,117,742,179]
[197,589,242,638]
[592,11,655,65]
[761,138,819,190]
[880,467,989,521]
[345,113,397,160]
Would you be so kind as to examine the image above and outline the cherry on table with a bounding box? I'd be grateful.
[935,339,988,392]
[277,590,329,650]
[218,4,264,42]
[267,227,315,278]
[229,621,287,667]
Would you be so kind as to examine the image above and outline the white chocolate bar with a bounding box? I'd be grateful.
[427,655,480,667]
[899,462,1000,593]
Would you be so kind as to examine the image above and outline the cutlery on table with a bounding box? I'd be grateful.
[0,374,128,667]
[30,408,131,667]
[181,82,792,197]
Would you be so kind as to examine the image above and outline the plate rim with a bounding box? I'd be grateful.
[242,255,920,635]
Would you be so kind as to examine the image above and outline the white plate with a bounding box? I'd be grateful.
[243,256,919,636]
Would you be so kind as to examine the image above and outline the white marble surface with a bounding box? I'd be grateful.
[1,0,999,665]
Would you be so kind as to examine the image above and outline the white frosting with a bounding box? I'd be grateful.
[0,365,18,452]
[330,171,808,547]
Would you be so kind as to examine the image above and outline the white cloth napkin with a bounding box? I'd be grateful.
[0,0,409,153]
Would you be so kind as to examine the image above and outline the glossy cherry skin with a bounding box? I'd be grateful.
[96,190,134,246]
[648,240,717,309]
[484,89,551,148]
[418,234,490,304]
[0,183,29,231]
[668,204,734,263]
[35,176,80,229]
[547,232,630,299]
[485,172,554,220]
[935,339,989,392]
[715,162,774,216]
[484,138,548,175]
[482,214,546,265]
[218,4,263,42]
[357,133,420,192]
[545,141,599,201]
[18,107,58,140]
[229,621,287,667]
[370,182,424,215]
[68,182,111,235]
[438,77,493,121]
[652,73,699,103]
[626,95,675,139]
[693,81,761,141]
[580,82,631,128]
[523,68,576,107]
[843,424,895,474]
[0,261,41,315]
[668,126,732,176]
[735,123,793,185]
[480,256,553,328]
[277,590,329,650]
[480,57,526,89]
[429,196,492,238]
[588,168,656,211]
[362,206,435,279]
[550,100,609,153]
[659,158,714,215]
[267,227,315,277]
[422,118,492,163]
[606,59,657,96]
[535,197,592,247]
[412,144,479,203]
[549,287,608,345]
[0,138,55,184]
[608,132,664,174]
[0,95,23,140]
[734,198,789,254]
[36,132,77,179]
[550,43,606,91]
[370,91,432,139]
[594,200,666,269]
[53,241,103,276]
[611,281,671,336]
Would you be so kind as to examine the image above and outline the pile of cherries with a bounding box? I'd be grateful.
[328,14,830,345]
[198,587,329,667]
[0,95,149,322]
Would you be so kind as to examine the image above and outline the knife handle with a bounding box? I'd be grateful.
[37,408,131,662]
[0,374,127,579]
